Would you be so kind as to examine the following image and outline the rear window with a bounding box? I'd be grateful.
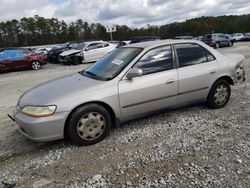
[174,43,215,67]
[0,49,25,60]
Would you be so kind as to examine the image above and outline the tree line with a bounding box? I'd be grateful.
[0,14,249,47]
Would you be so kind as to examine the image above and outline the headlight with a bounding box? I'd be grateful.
[21,105,56,117]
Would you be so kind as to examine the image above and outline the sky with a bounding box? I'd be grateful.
[0,0,249,27]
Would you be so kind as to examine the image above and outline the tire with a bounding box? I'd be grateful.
[229,41,233,47]
[215,42,220,49]
[31,61,41,70]
[207,79,231,109]
[67,104,112,146]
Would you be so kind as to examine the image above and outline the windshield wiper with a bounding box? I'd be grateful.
[84,71,103,80]
[85,70,97,77]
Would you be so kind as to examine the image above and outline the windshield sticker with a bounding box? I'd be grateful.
[111,59,124,65]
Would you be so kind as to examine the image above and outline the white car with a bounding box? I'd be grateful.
[231,33,244,41]
[59,41,116,65]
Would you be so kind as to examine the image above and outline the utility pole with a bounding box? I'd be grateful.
[110,31,113,42]
[106,25,116,42]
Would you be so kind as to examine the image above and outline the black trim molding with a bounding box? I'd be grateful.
[122,87,208,108]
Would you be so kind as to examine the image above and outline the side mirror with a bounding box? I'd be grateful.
[126,68,143,79]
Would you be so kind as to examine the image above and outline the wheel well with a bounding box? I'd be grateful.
[64,101,117,138]
[215,76,234,85]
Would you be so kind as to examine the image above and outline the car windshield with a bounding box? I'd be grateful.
[69,43,79,49]
[62,42,70,48]
[80,47,143,81]
[76,43,87,50]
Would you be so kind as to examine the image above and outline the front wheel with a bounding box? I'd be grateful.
[207,79,231,109]
[67,104,112,145]
[31,61,41,70]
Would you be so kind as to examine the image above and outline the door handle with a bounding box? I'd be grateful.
[166,80,174,84]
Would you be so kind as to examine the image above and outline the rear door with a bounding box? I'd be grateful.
[218,34,228,46]
[119,45,178,121]
[174,43,218,104]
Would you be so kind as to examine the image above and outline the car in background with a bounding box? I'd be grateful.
[231,33,244,41]
[59,41,116,65]
[130,36,160,44]
[47,41,79,63]
[174,36,194,40]
[116,41,129,48]
[33,48,51,55]
[201,33,233,48]
[241,33,250,41]
[0,48,46,72]
[14,40,245,145]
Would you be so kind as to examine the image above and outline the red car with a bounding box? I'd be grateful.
[0,48,47,73]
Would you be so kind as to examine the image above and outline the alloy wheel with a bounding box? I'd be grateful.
[31,61,41,70]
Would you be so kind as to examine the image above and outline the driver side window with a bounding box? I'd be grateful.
[134,45,173,75]
[86,43,103,51]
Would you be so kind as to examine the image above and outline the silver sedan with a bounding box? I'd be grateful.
[14,40,245,145]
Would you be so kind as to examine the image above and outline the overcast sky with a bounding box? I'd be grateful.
[0,0,249,27]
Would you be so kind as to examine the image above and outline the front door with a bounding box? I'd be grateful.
[119,45,178,121]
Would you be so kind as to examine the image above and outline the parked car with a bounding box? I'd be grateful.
[231,33,244,41]
[201,33,233,48]
[116,41,129,48]
[59,41,116,65]
[13,40,245,145]
[47,41,79,63]
[0,48,47,72]
[130,36,160,43]
[241,33,250,41]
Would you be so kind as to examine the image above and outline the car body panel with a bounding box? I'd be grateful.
[119,69,178,121]
[177,60,218,104]
[14,40,245,142]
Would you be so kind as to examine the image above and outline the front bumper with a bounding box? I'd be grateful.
[15,111,69,142]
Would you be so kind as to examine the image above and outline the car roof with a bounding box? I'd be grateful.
[124,39,200,49]
[83,40,104,45]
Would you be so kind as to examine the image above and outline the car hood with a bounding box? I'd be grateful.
[19,73,104,107]
[60,49,81,57]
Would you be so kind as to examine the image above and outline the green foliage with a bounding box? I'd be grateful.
[0,14,249,47]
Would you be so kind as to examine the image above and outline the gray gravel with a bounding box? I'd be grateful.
[0,42,249,188]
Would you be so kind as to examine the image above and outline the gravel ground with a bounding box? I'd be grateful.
[0,42,249,188]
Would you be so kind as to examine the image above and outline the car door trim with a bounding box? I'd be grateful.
[178,87,209,95]
[122,94,178,108]
[122,86,209,108]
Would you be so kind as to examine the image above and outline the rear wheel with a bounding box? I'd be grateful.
[31,61,41,70]
[215,42,220,49]
[207,79,231,109]
[67,104,111,145]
